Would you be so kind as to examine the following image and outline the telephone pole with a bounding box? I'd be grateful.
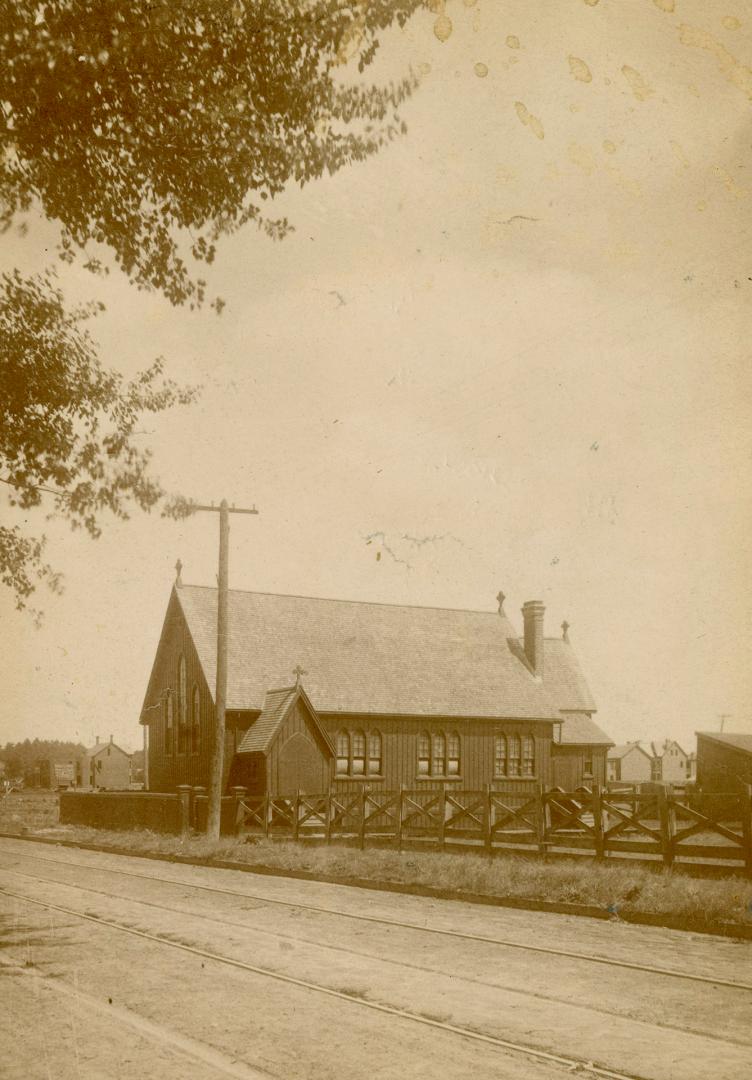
[193,499,258,839]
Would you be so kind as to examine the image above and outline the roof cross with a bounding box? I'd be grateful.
[561,620,570,642]
[293,664,307,686]
[175,558,183,587]
[496,591,506,614]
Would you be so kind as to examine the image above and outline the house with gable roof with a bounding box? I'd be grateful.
[139,576,612,796]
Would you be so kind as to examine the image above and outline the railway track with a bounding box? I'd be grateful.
[0,881,660,1080]
[1,841,749,992]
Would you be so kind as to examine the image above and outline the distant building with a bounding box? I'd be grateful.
[77,736,131,791]
[650,739,692,784]
[140,581,613,796]
[696,733,752,792]
[607,742,653,783]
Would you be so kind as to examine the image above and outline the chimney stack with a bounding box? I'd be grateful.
[522,600,545,677]
[95,736,100,745]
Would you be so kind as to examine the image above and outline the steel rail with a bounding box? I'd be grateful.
[1,843,749,991]
[5,862,748,1050]
[0,884,653,1080]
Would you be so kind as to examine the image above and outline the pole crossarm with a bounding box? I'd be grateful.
[193,504,259,515]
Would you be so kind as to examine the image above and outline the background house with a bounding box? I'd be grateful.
[140,581,612,796]
[77,736,131,791]
[650,739,692,784]
[695,733,752,792]
[607,742,653,783]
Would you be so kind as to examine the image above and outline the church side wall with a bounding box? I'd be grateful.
[319,715,552,794]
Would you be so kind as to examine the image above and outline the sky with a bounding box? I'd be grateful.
[2,0,751,753]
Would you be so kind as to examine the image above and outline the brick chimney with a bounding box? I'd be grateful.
[95,735,100,745]
[522,600,545,677]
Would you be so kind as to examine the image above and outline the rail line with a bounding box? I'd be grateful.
[6,861,750,1050]
[0,883,655,1080]
[1,842,749,992]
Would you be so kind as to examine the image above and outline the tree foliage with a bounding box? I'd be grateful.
[1,738,87,780]
[0,268,198,614]
[1,0,421,308]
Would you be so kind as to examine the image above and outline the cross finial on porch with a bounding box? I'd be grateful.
[561,620,570,642]
[496,591,506,614]
[175,558,183,587]
[293,664,307,686]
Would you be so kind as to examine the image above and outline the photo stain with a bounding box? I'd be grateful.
[514,102,544,140]
[434,14,452,43]
[603,139,617,154]
[679,24,752,100]
[722,16,742,31]
[621,64,654,101]
[568,56,593,83]
[506,35,521,50]
[474,62,489,78]
[583,0,600,7]
[653,0,675,12]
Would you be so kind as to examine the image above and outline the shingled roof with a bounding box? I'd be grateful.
[172,584,599,724]
[237,685,334,755]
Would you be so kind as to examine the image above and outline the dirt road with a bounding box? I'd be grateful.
[1,835,750,1080]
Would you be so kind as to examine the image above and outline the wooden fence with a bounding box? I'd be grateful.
[231,782,752,875]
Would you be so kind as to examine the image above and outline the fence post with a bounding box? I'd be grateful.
[592,782,605,860]
[396,785,404,851]
[359,787,367,850]
[325,785,333,845]
[658,783,675,869]
[263,793,270,838]
[292,790,300,842]
[536,781,546,856]
[437,783,445,849]
[231,786,247,836]
[485,784,493,855]
[176,784,192,837]
[741,784,752,880]
[191,786,206,831]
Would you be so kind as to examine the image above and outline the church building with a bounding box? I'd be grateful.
[139,576,611,796]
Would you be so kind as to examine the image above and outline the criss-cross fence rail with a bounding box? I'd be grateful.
[225,782,752,875]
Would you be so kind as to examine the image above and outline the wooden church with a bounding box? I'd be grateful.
[140,575,612,796]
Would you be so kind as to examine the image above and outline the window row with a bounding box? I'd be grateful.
[164,655,202,755]
[493,735,536,778]
[336,730,382,776]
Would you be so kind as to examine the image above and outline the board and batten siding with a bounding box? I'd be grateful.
[319,715,552,794]
[551,745,607,790]
[143,589,218,793]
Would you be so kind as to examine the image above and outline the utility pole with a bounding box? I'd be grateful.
[718,714,733,733]
[193,499,258,839]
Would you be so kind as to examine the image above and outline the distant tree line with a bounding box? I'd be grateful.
[0,738,86,779]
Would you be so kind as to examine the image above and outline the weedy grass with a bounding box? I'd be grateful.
[27,822,752,930]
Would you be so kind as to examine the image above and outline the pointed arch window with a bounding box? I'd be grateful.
[164,691,174,755]
[417,732,431,775]
[416,730,462,778]
[447,732,461,776]
[351,730,366,775]
[177,655,188,754]
[336,729,382,776]
[191,685,201,754]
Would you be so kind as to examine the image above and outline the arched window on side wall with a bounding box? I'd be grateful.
[336,731,350,775]
[431,732,446,777]
[522,735,535,777]
[447,732,461,775]
[368,731,382,775]
[417,732,430,776]
[494,735,507,777]
[508,734,521,777]
[191,685,200,754]
[351,730,366,775]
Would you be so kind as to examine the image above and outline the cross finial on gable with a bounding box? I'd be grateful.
[175,558,183,587]
[496,591,506,614]
[293,664,307,686]
[561,620,570,642]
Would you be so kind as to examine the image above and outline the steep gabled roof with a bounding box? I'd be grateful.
[171,584,598,722]
[696,732,752,756]
[237,684,334,755]
[609,743,652,760]
[84,741,130,758]
[556,711,613,747]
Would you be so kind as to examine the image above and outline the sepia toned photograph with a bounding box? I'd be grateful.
[1,2,751,1078]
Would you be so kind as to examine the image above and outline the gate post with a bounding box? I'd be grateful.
[658,783,676,869]
[325,785,333,845]
[741,784,752,880]
[437,783,446,849]
[231,786,247,836]
[292,790,300,842]
[359,787,367,850]
[484,783,493,855]
[176,784,192,837]
[191,785,206,831]
[396,785,404,851]
[592,782,605,860]
[536,781,547,856]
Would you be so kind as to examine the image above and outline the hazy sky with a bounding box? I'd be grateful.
[2,0,751,752]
